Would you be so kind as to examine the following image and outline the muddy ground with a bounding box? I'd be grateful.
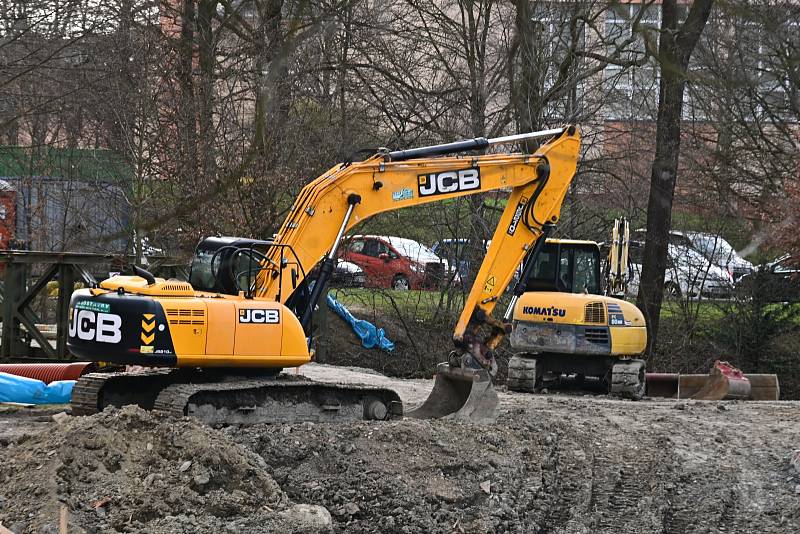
[0,364,799,533]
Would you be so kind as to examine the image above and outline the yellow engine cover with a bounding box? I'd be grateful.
[510,292,646,356]
[68,276,311,369]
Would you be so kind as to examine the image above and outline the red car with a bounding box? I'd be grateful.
[339,235,446,290]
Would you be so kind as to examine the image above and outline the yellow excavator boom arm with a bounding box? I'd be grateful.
[255,127,581,348]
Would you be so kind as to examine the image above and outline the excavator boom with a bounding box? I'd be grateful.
[257,127,580,348]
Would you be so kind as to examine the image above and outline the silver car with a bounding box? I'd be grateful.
[677,231,754,282]
[627,238,734,299]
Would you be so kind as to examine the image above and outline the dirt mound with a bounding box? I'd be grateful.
[231,397,800,534]
[2,366,799,533]
[0,405,329,533]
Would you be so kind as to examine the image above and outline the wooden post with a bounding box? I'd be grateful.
[59,504,68,534]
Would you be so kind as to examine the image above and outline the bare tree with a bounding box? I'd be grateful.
[635,0,714,350]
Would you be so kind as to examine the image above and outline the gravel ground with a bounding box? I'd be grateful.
[0,364,798,533]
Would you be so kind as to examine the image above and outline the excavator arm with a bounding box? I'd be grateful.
[255,126,581,371]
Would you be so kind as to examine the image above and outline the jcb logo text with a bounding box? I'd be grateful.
[507,196,528,236]
[69,309,122,343]
[239,309,280,324]
[417,168,480,197]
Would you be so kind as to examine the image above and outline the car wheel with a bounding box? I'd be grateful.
[664,281,681,298]
[392,275,410,291]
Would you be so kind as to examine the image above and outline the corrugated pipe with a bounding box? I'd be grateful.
[0,362,95,383]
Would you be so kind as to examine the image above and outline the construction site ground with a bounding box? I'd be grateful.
[1,363,799,534]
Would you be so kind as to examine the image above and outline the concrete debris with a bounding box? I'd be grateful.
[51,412,69,424]
[480,481,491,494]
[279,504,333,533]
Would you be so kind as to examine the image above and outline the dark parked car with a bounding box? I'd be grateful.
[431,238,490,281]
[737,254,800,302]
[332,260,366,287]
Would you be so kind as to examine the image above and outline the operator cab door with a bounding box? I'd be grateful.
[525,242,601,295]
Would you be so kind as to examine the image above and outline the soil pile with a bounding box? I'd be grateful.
[0,405,330,533]
[231,395,800,534]
[1,365,799,533]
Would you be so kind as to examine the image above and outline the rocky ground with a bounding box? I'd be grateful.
[0,364,799,533]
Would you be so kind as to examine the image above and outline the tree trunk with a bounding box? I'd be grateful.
[509,0,544,150]
[197,0,218,185]
[636,0,714,352]
[177,0,198,184]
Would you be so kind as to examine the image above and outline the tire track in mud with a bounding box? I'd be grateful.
[505,417,676,534]
[590,435,666,532]
[534,431,592,532]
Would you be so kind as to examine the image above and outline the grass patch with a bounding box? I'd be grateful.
[329,287,467,323]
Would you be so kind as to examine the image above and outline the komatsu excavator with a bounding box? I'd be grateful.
[505,220,649,399]
[67,126,581,424]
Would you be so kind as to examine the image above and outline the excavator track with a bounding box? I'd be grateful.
[505,355,646,400]
[71,369,403,424]
[71,369,175,415]
[153,377,403,425]
[610,359,646,400]
[507,354,540,393]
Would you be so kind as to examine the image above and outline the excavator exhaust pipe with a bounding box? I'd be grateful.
[405,363,499,423]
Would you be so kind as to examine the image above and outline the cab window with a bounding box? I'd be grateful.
[189,248,216,290]
[573,247,600,294]
[526,243,601,295]
[526,244,559,291]
[349,239,365,254]
[233,245,269,283]
[559,247,572,292]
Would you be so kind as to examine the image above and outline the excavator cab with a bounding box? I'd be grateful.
[189,236,317,332]
[524,240,602,295]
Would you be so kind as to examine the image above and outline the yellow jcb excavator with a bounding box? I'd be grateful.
[68,126,581,424]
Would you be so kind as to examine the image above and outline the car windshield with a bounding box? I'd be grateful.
[689,234,736,260]
[386,237,441,263]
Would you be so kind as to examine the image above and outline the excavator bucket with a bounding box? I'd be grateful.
[646,361,779,400]
[405,363,499,423]
[744,374,781,400]
[687,361,750,400]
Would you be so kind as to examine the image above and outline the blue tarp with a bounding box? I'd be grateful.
[0,372,75,404]
[327,294,395,352]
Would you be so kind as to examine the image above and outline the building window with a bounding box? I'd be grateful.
[603,4,660,120]
[528,2,587,120]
